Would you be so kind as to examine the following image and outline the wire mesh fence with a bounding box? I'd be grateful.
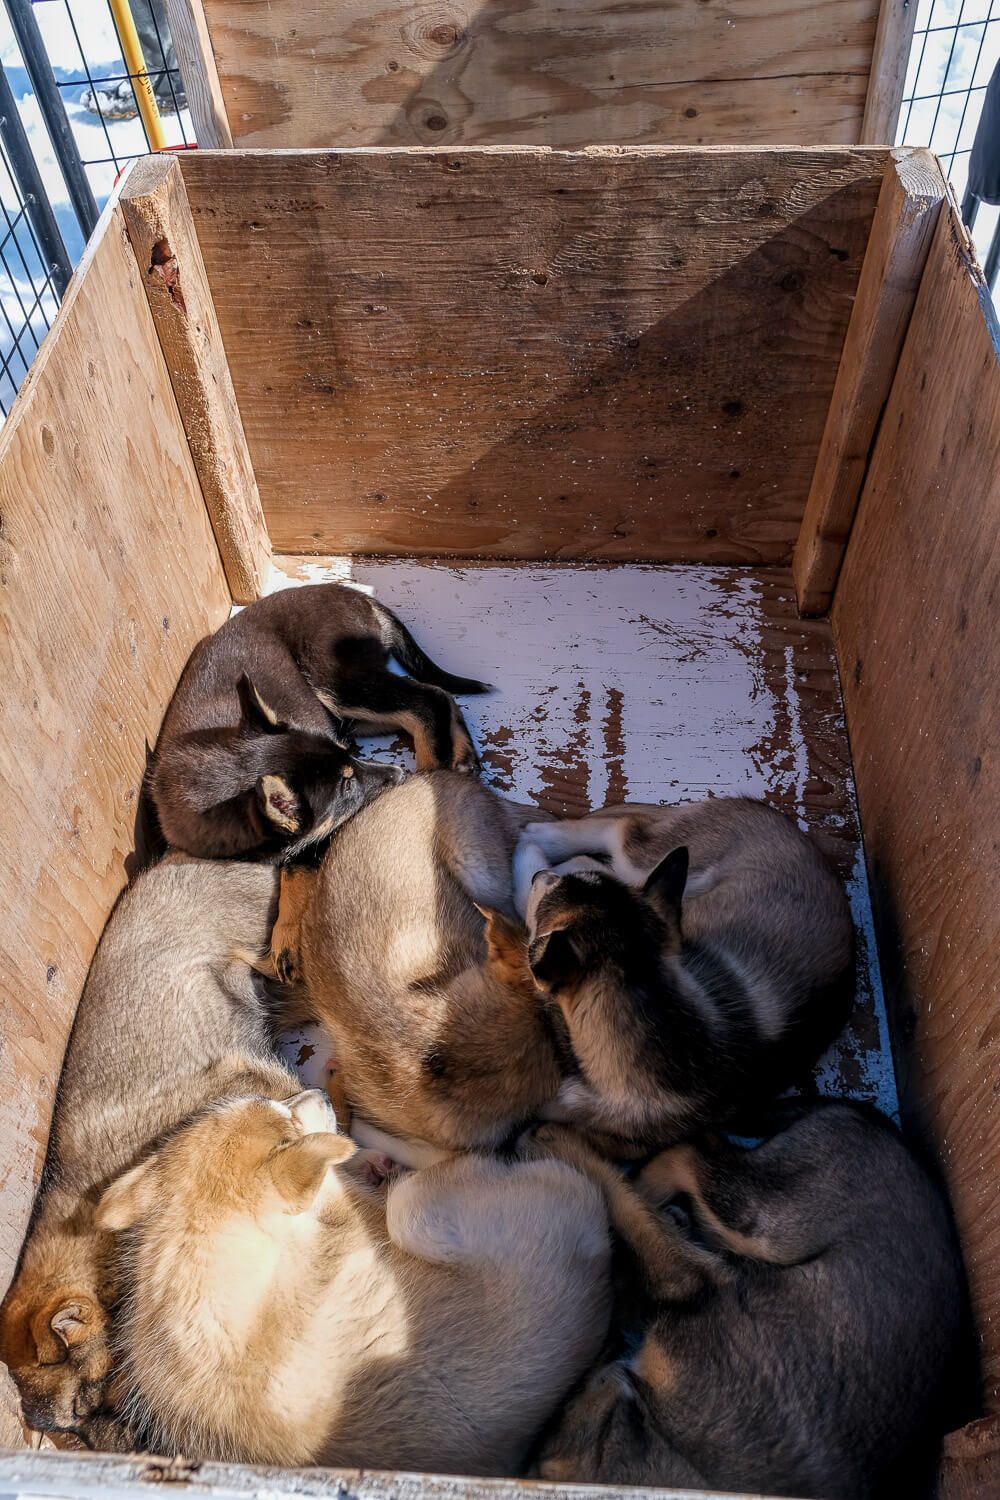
[0,0,193,414]
[897,0,1000,286]
[0,86,63,413]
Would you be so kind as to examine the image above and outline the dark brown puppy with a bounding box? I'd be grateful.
[151,584,490,859]
[530,1104,971,1499]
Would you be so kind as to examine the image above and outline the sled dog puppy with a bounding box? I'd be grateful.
[151,584,490,860]
[96,1095,611,1475]
[0,859,295,1444]
[513,798,854,1142]
[528,1105,969,1500]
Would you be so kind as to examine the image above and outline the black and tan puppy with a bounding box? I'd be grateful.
[514,799,854,1144]
[529,1104,970,1499]
[151,584,490,859]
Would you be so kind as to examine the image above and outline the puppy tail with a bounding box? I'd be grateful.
[372,599,493,695]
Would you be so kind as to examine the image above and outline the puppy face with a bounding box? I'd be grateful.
[158,675,404,859]
[524,849,690,1008]
[0,1279,111,1437]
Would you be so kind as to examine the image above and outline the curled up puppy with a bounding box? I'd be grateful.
[151,583,491,860]
[0,858,296,1446]
[95,1094,611,1475]
[513,798,855,1143]
[526,1105,971,1499]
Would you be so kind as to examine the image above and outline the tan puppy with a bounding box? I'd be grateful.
[291,771,563,1160]
[527,1106,969,1498]
[286,779,852,1156]
[97,1094,611,1474]
[0,858,296,1444]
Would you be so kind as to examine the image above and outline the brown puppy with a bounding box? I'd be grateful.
[0,858,299,1445]
[285,782,852,1157]
[151,583,490,860]
[514,799,854,1142]
[291,772,562,1162]
[96,1095,610,1474]
[528,1105,969,1499]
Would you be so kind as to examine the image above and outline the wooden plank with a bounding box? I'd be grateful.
[198,0,880,149]
[166,0,233,147]
[793,147,945,615]
[0,202,231,1309]
[120,155,270,603]
[0,1448,734,1497]
[272,555,897,1120]
[179,146,886,563]
[832,208,1000,1410]
[861,0,918,143]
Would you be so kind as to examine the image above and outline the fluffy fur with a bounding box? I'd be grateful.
[98,1096,610,1474]
[291,771,564,1156]
[529,1105,971,1498]
[0,858,298,1443]
[151,584,490,860]
[515,798,855,1142]
[285,780,852,1154]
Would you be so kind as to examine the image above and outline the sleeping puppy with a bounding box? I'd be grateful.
[527,1105,970,1499]
[274,782,850,1159]
[0,858,297,1446]
[513,799,854,1143]
[151,583,490,860]
[95,1093,610,1475]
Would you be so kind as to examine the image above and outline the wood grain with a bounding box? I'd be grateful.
[794,148,945,615]
[166,0,233,147]
[0,203,231,1306]
[196,0,881,149]
[120,155,270,602]
[179,146,885,563]
[861,0,918,143]
[833,208,1000,1409]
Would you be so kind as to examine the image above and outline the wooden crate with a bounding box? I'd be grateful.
[166,0,914,152]
[0,142,998,1497]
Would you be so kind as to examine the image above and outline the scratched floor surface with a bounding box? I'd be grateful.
[269,556,896,1116]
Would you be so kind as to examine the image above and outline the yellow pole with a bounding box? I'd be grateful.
[106,0,168,151]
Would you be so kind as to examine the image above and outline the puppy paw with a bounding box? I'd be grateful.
[512,839,550,918]
[521,821,574,860]
[349,1150,402,1189]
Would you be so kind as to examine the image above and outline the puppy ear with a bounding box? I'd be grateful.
[271,1133,357,1213]
[31,1293,105,1365]
[95,1156,159,1233]
[643,846,689,919]
[237,672,287,734]
[474,905,531,986]
[528,923,585,994]
[256,774,302,834]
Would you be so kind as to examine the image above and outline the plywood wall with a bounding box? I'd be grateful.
[0,205,231,1329]
[833,209,1000,1410]
[181,0,888,150]
[180,145,885,563]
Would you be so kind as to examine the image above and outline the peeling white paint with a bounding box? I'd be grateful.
[263,557,897,1115]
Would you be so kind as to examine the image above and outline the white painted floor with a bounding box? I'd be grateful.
[267,556,898,1118]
